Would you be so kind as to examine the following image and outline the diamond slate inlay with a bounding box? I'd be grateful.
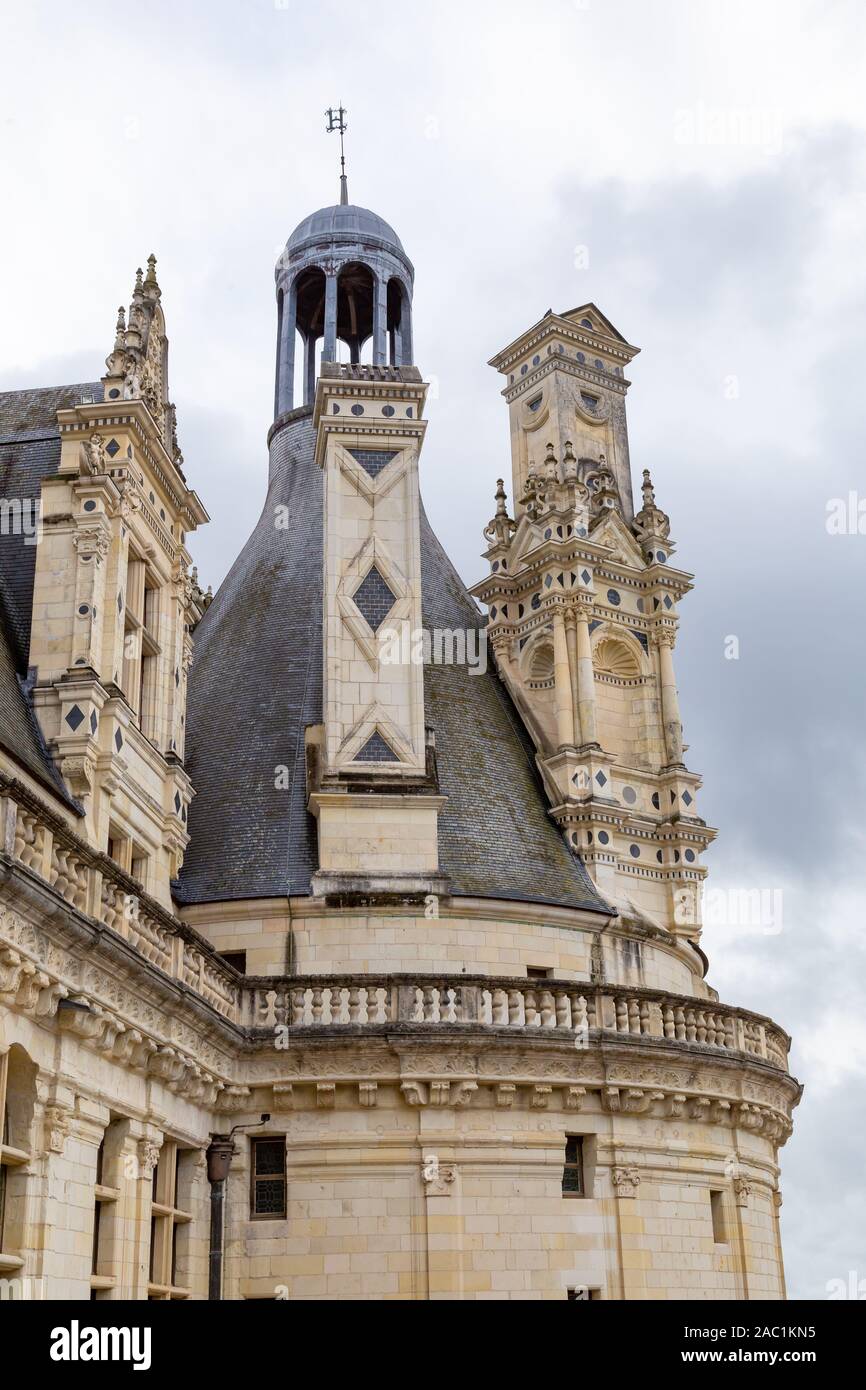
[355,731,397,763]
[105,438,120,458]
[348,448,399,479]
[353,565,397,631]
[65,705,85,732]
[114,729,123,751]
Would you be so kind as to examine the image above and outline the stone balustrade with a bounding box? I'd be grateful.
[0,774,791,1075]
[1,774,241,1022]
[248,975,791,1074]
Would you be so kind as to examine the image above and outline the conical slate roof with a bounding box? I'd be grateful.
[177,409,611,915]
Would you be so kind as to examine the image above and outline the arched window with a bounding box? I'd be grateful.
[294,266,327,406]
[387,278,412,366]
[337,262,376,364]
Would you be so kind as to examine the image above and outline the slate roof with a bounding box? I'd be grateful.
[0,383,103,662]
[177,409,612,915]
[286,203,405,255]
[0,384,98,807]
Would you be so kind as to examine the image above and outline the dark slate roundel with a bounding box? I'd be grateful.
[351,404,364,416]
[629,844,641,858]
[607,589,621,606]
[622,786,637,805]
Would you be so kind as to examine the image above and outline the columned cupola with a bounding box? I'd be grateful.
[274,188,415,416]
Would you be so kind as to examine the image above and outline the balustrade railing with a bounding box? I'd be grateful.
[0,774,790,1073]
[248,975,790,1073]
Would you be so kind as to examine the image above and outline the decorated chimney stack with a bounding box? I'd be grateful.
[471,305,715,937]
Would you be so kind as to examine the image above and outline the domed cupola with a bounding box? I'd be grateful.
[274,181,415,416]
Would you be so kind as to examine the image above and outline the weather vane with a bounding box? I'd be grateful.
[325,104,349,204]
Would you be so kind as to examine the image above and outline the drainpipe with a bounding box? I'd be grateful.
[206,1114,271,1301]
[206,1136,236,1301]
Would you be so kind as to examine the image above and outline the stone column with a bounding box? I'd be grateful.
[401,293,413,366]
[304,331,317,406]
[657,632,684,765]
[552,608,575,748]
[565,610,580,742]
[574,607,598,746]
[114,1127,163,1301]
[322,273,338,363]
[275,281,297,417]
[35,1093,108,1300]
[372,274,388,366]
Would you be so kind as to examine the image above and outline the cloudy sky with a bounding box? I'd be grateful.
[2,0,864,1299]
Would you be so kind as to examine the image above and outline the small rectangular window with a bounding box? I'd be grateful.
[219,951,247,975]
[131,851,148,889]
[527,966,553,980]
[562,1136,584,1195]
[567,1286,600,1300]
[710,1189,727,1243]
[251,1137,287,1219]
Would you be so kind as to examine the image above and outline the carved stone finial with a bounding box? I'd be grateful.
[134,266,144,295]
[633,466,671,548]
[144,253,161,300]
[543,441,558,480]
[484,478,516,547]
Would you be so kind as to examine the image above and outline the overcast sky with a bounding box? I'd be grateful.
[2,0,864,1300]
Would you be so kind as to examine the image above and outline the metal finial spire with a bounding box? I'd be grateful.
[326,104,349,205]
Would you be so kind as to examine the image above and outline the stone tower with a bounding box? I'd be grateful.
[0,190,799,1302]
[472,305,713,939]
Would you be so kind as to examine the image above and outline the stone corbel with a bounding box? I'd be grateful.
[451,1081,478,1108]
[564,1085,587,1111]
[531,1085,552,1110]
[358,1082,378,1108]
[602,1085,621,1113]
[400,1080,427,1107]
[271,1082,294,1112]
[216,1086,252,1115]
[496,1083,517,1108]
[316,1083,335,1109]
